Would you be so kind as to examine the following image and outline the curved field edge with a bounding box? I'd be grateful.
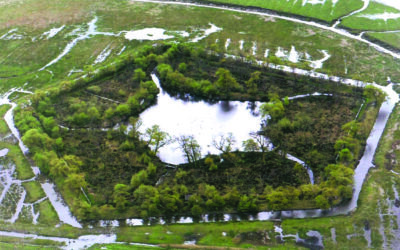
[193,0,364,23]
[340,2,400,32]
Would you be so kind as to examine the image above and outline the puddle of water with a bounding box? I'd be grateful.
[183,240,196,245]
[125,28,174,40]
[239,40,244,50]
[302,0,326,6]
[0,28,23,40]
[275,47,286,58]
[0,230,122,250]
[191,23,222,42]
[252,42,257,56]
[308,50,330,69]
[41,182,82,228]
[331,228,337,244]
[93,45,112,64]
[117,46,126,55]
[40,25,65,40]
[264,49,270,58]
[360,12,400,21]
[224,38,231,50]
[39,17,117,71]
[288,46,300,63]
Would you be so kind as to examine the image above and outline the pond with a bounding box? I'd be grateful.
[139,74,263,165]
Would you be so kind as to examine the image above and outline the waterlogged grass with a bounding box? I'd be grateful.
[22,181,46,203]
[375,104,400,173]
[0,242,59,250]
[117,221,283,248]
[0,236,63,249]
[0,104,34,180]
[197,0,364,23]
[1,143,34,180]
[280,171,391,249]
[89,244,173,250]
[0,0,399,95]
[0,104,10,134]
[341,2,400,31]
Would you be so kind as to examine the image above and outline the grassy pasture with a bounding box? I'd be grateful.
[366,31,400,50]
[0,0,400,95]
[196,0,364,23]
[0,1,399,249]
[341,2,400,31]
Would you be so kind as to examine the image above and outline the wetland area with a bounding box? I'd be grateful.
[1,0,400,249]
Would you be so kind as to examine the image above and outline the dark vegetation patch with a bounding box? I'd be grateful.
[14,43,383,220]
[266,96,362,176]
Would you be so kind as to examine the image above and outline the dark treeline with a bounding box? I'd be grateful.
[14,43,384,220]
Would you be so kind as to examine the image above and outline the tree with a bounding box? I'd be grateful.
[325,164,354,186]
[22,129,54,152]
[260,94,285,120]
[144,125,172,154]
[87,106,101,124]
[212,133,236,154]
[191,204,203,217]
[237,195,258,213]
[114,184,130,211]
[33,150,58,175]
[65,173,87,193]
[133,184,160,217]
[132,68,146,82]
[131,170,149,189]
[363,85,385,104]
[342,121,360,137]
[266,187,299,210]
[205,157,217,171]
[115,104,131,117]
[242,138,259,152]
[249,132,270,163]
[245,71,260,95]
[294,163,309,184]
[158,187,182,215]
[214,68,242,94]
[315,195,329,209]
[177,135,201,164]
[223,187,240,207]
[338,148,353,164]
[178,62,187,73]
[127,117,143,138]
[206,194,225,211]
[41,116,57,135]
[250,132,269,153]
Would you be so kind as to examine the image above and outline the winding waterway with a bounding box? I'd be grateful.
[0,89,82,228]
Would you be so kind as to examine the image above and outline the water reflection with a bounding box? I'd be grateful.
[139,74,263,165]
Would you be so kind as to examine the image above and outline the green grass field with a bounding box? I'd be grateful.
[0,0,400,249]
[37,200,59,225]
[0,0,399,94]
[197,0,364,23]
[22,182,46,203]
[366,31,400,50]
[341,2,400,31]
